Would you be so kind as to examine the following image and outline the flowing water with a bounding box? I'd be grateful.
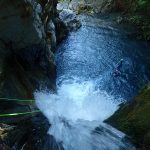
[35,14,150,150]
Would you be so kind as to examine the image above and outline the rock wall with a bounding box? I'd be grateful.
[0,0,67,107]
[0,0,68,148]
[106,84,150,150]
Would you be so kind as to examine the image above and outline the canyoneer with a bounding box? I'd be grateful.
[113,59,124,77]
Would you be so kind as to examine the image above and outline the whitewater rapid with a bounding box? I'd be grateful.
[35,80,118,122]
[35,79,135,150]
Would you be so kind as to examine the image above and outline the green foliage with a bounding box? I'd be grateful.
[136,0,150,13]
[130,15,142,25]
[124,0,150,41]
[130,15,150,40]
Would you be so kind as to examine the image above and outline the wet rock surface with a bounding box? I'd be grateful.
[0,0,66,111]
[106,84,150,150]
[0,0,67,148]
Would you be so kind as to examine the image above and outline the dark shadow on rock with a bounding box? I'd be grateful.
[44,135,64,150]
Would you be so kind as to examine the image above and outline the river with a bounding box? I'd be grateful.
[35,14,150,150]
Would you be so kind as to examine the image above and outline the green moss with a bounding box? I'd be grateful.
[106,84,150,148]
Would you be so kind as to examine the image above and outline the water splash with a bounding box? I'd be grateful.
[35,80,118,122]
[35,79,135,150]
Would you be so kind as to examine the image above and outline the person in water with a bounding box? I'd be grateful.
[113,59,123,77]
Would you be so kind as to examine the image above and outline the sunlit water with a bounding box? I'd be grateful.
[35,15,150,150]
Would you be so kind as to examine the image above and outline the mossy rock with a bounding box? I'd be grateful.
[106,84,150,149]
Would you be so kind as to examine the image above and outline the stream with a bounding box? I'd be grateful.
[35,14,150,150]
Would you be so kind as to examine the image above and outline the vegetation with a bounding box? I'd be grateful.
[130,0,150,40]
[106,84,150,149]
[116,0,150,41]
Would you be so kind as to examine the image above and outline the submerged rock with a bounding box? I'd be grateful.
[106,84,150,150]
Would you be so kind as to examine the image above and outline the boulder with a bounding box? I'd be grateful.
[57,0,114,14]
[59,9,81,31]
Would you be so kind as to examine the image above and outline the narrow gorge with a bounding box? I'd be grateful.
[0,0,150,150]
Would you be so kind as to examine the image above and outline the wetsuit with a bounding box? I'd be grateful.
[116,60,123,70]
[113,60,123,77]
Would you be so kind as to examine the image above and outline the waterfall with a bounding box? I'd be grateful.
[35,79,135,150]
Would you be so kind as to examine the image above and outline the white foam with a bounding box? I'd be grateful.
[34,80,132,150]
[35,80,118,123]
